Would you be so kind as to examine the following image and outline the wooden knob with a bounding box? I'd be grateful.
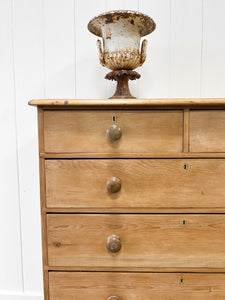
[107,297,120,300]
[107,177,121,193]
[107,125,122,141]
[107,235,121,253]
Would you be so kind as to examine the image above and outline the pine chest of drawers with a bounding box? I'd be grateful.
[29,98,225,300]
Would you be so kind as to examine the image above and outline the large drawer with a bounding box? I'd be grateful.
[49,272,225,299]
[43,110,183,153]
[190,110,225,152]
[47,214,225,269]
[46,159,225,209]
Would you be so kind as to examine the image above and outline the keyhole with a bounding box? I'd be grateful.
[184,164,187,170]
[112,115,116,122]
[183,220,186,225]
[180,278,184,284]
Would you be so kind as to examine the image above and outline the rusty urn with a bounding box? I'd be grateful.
[88,10,156,99]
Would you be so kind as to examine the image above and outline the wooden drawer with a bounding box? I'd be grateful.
[43,110,183,153]
[49,272,225,299]
[190,110,225,152]
[46,159,225,209]
[47,214,225,269]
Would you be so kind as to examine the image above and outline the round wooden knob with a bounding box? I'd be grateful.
[107,297,120,300]
[107,177,121,193]
[107,125,122,141]
[107,235,121,253]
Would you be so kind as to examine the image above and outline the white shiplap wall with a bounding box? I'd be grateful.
[1,0,225,298]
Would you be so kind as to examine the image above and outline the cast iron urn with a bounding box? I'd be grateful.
[88,10,156,99]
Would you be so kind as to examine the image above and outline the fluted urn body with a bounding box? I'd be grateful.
[88,10,156,71]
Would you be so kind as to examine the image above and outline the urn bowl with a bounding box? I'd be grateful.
[88,10,156,70]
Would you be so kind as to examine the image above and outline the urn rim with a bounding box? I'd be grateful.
[88,10,156,38]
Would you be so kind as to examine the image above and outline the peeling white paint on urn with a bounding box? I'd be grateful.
[88,10,156,71]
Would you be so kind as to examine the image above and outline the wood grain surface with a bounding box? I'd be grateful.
[190,110,225,152]
[46,159,225,209]
[29,98,225,109]
[43,110,183,153]
[47,214,225,269]
[49,272,225,299]
[38,108,49,300]
[41,152,225,158]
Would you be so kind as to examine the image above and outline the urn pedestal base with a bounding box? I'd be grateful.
[105,70,140,99]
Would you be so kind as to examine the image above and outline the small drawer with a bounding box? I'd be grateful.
[49,272,225,299]
[47,214,225,269]
[46,159,225,209]
[43,110,183,153]
[190,110,225,152]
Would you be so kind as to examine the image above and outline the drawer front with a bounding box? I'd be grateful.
[49,272,225,300]
[47,214,225,268]
[190,110,225,152]
[43,110,183,153]
[46,159,225,208]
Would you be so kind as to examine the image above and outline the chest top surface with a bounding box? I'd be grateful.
[29,98,225,109]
